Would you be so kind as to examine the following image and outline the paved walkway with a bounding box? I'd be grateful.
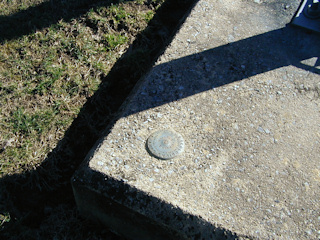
[72,0,320,239]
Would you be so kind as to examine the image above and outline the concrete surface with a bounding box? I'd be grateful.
[72,0,320,239]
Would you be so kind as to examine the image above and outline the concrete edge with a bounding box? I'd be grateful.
[72,175,186,239]
[71,166,245,240]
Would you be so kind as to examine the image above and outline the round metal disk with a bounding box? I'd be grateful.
[147,129,184,160]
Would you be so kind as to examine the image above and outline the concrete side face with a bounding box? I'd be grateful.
[73,0,320,239]
[72,177,188,240]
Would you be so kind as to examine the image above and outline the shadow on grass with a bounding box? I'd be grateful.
[0,0,319,238]
[0,0,137,43]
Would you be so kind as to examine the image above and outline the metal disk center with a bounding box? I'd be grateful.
[147,129,184,160]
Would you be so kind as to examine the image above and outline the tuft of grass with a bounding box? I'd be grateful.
[142,10,155,22]
[0,212,10,229]
[11,108,55,135]
[110,5,128,22]
[103,33,128,50]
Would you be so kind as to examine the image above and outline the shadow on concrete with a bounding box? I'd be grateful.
[0,0,136,43]
[0,0,319,238]
[72,166,240,239]
[123,26,320,117]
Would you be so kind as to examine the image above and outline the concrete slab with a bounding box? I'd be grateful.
[72,0,320,239]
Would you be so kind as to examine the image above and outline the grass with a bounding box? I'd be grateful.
[0,0,162,177]
[0,0,197,238]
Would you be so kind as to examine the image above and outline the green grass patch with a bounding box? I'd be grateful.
[110,5,129,22]
[103,33,128,50]
[11,108,55,135]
